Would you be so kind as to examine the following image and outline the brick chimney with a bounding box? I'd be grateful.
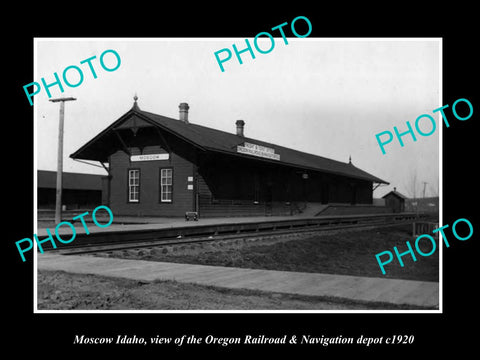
[236,120,245,137]
[179,102,189,123]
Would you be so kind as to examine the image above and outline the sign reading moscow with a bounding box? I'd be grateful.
[130,154,169,162]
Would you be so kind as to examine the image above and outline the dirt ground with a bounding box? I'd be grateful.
[37,270,417,311]
[101,224,439,282]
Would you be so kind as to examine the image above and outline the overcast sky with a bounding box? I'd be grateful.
[35,38,440,198]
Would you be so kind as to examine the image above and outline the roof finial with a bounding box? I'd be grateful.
[132,93,140,110]
[348,155,352,164]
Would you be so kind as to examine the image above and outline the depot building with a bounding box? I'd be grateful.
[70,98,389,218]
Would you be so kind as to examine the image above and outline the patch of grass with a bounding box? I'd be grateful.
[109,224,439,282]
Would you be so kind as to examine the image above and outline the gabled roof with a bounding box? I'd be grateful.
[382,189,408,199]
[70,103,389,184]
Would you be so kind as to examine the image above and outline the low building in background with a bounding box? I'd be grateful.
[405,197,439,214]
[382,187,407,213]
[37,170,104,210]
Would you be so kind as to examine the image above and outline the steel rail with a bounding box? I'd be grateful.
[52,214,421,256]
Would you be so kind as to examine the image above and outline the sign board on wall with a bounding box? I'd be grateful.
[130,153,169,162]
[236,142,280,161]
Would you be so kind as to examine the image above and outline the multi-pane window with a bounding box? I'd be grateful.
[160,168,173,202]
[128,169,140,202]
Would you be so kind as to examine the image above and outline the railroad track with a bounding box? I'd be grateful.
[50,213,422,256]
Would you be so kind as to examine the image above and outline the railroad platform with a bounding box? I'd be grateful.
[37,212,415,236]
[37,253,439,309]
[35,212,418,252]
[37,215,302,236]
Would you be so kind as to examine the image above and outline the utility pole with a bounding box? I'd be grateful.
[423,181,428,198]
[49,97,76,224]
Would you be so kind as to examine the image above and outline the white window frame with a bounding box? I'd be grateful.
[128,169,140,203]
[160,168,173,203]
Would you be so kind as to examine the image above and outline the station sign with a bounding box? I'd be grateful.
[237,142,280,161]
[130,153,169,162]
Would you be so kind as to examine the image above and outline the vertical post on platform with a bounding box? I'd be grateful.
[49,97,77,224]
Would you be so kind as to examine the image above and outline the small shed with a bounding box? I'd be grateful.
[382,187,407,213]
